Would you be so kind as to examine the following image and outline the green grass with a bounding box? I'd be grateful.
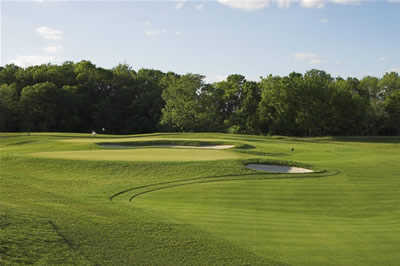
[31,148,245,162]
[1,132,399,265]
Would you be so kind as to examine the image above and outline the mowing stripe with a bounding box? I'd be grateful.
[109,169,340,202]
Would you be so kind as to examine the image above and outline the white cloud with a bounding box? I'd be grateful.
[175,0,186,9]
[387,0,400,3]
[300,0,325,8]
[217,0,368,10]
[206,74,228,83]
[310,58,322,65]
[379,57,386,62]
[217,0,271,10]
[43,45,63,53]
[303,0,365,7]
[276,0,294,7]
[320,18,329,23]
[294,52,323,65]
[215,74,228,82]
[36,26,63,40]
[294,52,317,60]
[388,68,400,73]
[175,31,182,36]
[195,3,204,10]
[144,29,167,38]
[145,30,161,37]
[10,55,56,67]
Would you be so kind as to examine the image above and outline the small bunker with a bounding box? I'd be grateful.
[246,164,313,173]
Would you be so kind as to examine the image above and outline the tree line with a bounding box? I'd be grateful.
[0,60,399,136]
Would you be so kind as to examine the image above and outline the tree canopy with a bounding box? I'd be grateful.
[0,61,399,136]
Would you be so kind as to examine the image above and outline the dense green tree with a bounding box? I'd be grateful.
[195,84,226,131]
[19,82,64,131]
[0,83,19,131]
[359,76,385,134]
[296,70,334,136]
[384,90,400,135]
[0,64,20,85]
[331,79,367,135]
[0,60,398,136]
[379,72,400,98]
[360,76,380,101]
[258,75,296,135]
[258,70,373,136]
[132,69,166,132]
[235,81,261,134]
[161,74,210,131]
[215,74,247,131]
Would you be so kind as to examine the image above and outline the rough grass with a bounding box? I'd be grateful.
[1,132,399,265]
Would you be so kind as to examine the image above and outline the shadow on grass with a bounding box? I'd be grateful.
[331,136,400,144]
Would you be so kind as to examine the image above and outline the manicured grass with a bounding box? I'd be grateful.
[31,148,246,162]
[1,132,399,265]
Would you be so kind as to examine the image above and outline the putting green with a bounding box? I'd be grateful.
[31,147,247,162]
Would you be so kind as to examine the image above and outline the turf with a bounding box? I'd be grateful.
[1,132,399,265]
[31,148,245,162]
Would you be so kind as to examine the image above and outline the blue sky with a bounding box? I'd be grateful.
[1,0,399,82]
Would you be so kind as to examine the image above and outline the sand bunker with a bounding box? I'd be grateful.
[246,164,313,173]
[99,144,235,150]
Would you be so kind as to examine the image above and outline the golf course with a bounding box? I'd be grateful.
[1,132,399,265]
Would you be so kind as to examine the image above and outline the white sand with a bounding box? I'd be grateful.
[99,144,235,150]
[246,164,313,173]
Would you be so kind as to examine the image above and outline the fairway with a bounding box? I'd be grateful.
[31,147,244,162]
[1,133,400,265]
